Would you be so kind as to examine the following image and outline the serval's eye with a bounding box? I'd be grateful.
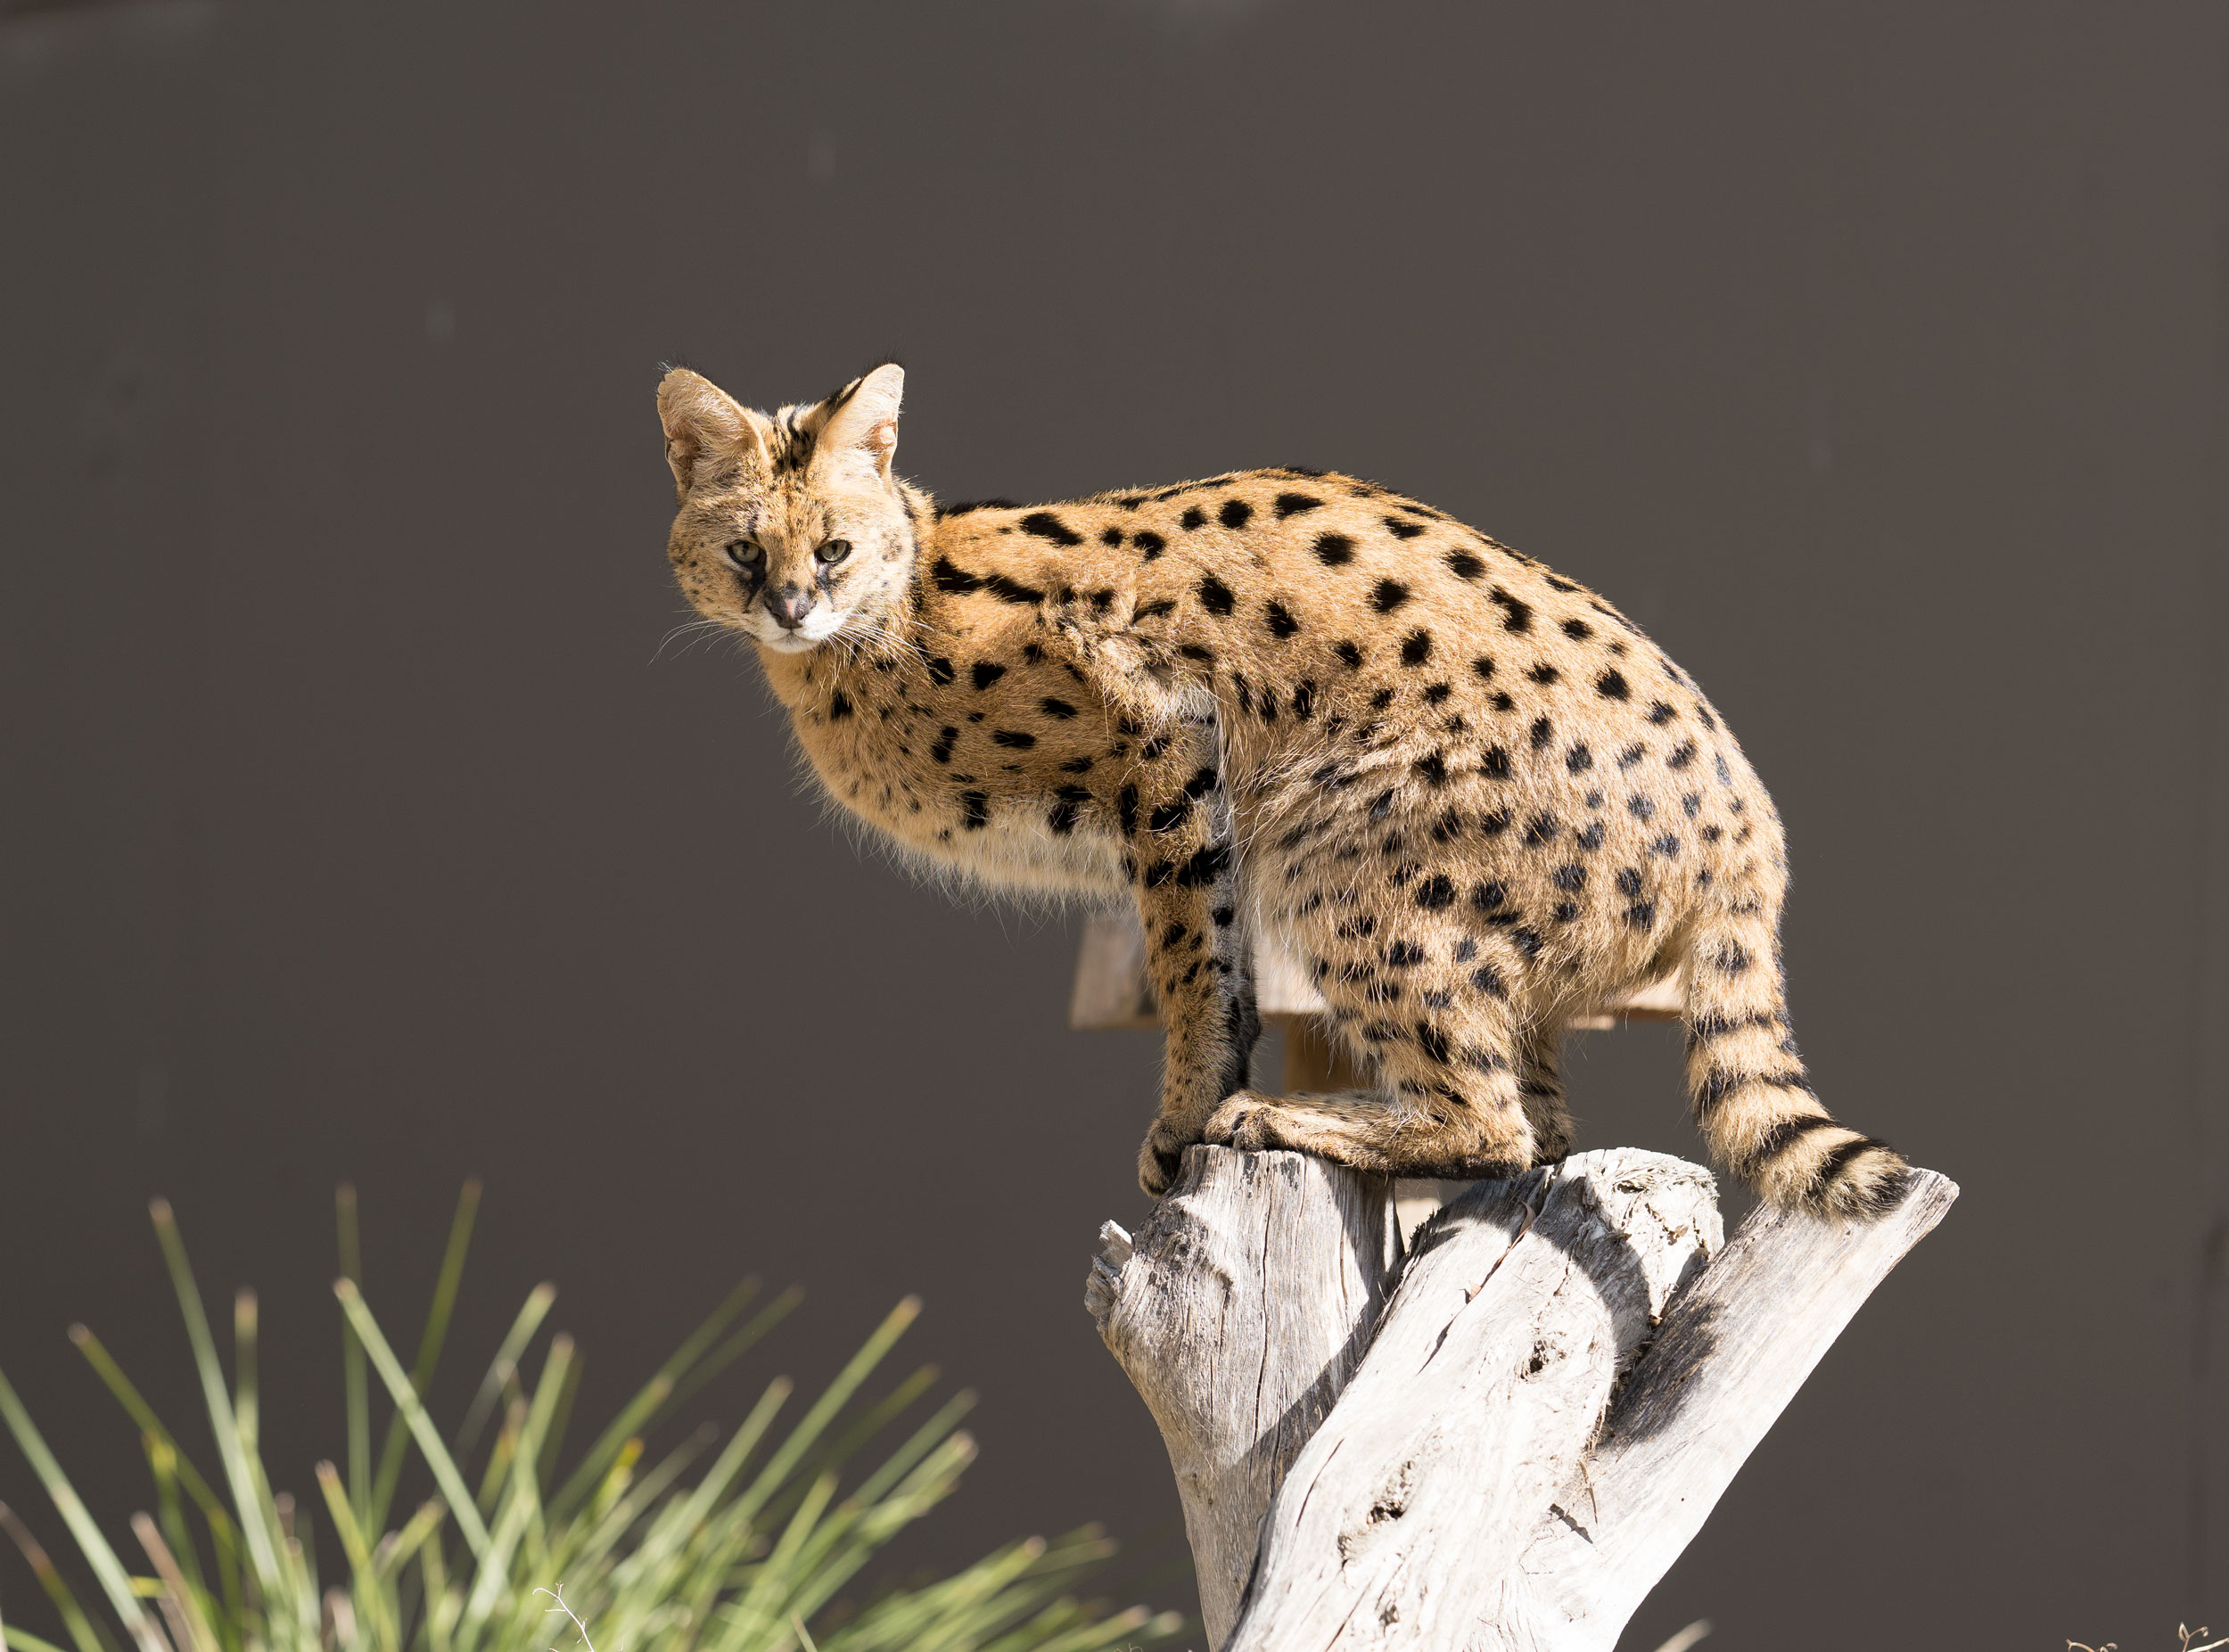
[816,538,851,565]
[725,539,762,568]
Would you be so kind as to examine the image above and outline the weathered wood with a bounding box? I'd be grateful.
[1482,1168,1959,1651]
[1225,1152,1720,1652]
[1086,1147,1402,1648]
[1086,1146,1955,1652]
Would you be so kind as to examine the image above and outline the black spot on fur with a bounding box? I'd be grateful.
[1197,574,1238,615]
[1423,682,1452,706]
[827,690,853,720]
[1597,669,1629,700]
[1384,517,1426,540]
[1649,702,1677,726]
[1482,745,1511,779]
[925,655,956,686]
[970,661,1006,691]
[930,727,958,764]
[1416,875,1457,910]
[1314,532,1357,566]
[1447,550,1486,580]
[1100,526,1124,547]
[1180,505,1206,530]
[937,498,1019,517]
[1528,663,1560,686]
[1040,696,1078,719]
[1471,880,1507,910]
[1566,744,1592,774]
[1117,785,1139,834]
[991,728,1036,749]
[1293,679,1316,719]
[1266,602,1301,638]
[1561,618,1592,640]
[1133,529,1167,560]
[1335,639,1364,669]
[1414,751,1449,786]
[1491,589,1533,632]
[1522,813,1560,847]
[1274,492,1321,518]
[1048,785,1091,834]
[1667,741,1698,769]
[959,791,990,828]
[1473,656,1496,680]
[1219,497,1254,530]
[1401,629,1433,666]
[1530,716,1553,749]
[1148,795,1193,834]
[1479,808,1513,837]
[1372,579,1412,612]
[1018,511,1083,546]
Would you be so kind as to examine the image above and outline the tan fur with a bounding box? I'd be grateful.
[656,364,1908,1217]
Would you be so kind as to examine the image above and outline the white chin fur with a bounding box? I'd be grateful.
[751,609,847,653]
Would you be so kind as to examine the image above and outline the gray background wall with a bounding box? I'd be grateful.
[4,3,2226,1646]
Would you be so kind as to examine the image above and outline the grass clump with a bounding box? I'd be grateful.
[0,1183,1184,1652]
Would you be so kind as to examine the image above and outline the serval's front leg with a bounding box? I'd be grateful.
[1118,721,1258,1196]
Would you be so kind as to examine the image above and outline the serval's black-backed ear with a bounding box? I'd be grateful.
[656,368,771,497]
[816,363,903,482]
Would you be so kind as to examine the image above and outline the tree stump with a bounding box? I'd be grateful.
[1088,1146,1955,1651]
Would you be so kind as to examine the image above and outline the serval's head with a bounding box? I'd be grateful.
[656,363,916,653]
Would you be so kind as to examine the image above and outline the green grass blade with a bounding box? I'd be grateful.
[728,1298,919,1531]
[533,1344,582,1491]
[547,1278,765,1523]
[127,1515,218,1652]
[63,1332,226,1545]
[372,1499,445,1582]
[332,1282,491,1560]
[795,1365,938,1492]
[849,1392,974,1508]
[0,1504,116,1652]
[227,1295,255,1461]
[145,1201,284,1598]
[334,1186,371,1532]
[717,1470,837,1652]
[4,1631,79,1652]
[366,1181,480,1534]
[137,1440,212,1644]
[311,1464,396,1651]
[0,1369,169,1652]
[662,1284,801,1413]
[453,1285,555,1461]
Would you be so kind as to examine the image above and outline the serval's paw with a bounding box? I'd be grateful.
[1136,1116,1198,1197]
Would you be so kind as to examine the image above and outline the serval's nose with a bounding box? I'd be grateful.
[767,586,815,629]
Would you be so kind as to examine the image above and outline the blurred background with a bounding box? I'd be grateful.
[4,2,2226,1646]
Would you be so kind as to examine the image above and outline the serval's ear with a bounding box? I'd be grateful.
[815,362,903,482]
[656,368,771,497]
